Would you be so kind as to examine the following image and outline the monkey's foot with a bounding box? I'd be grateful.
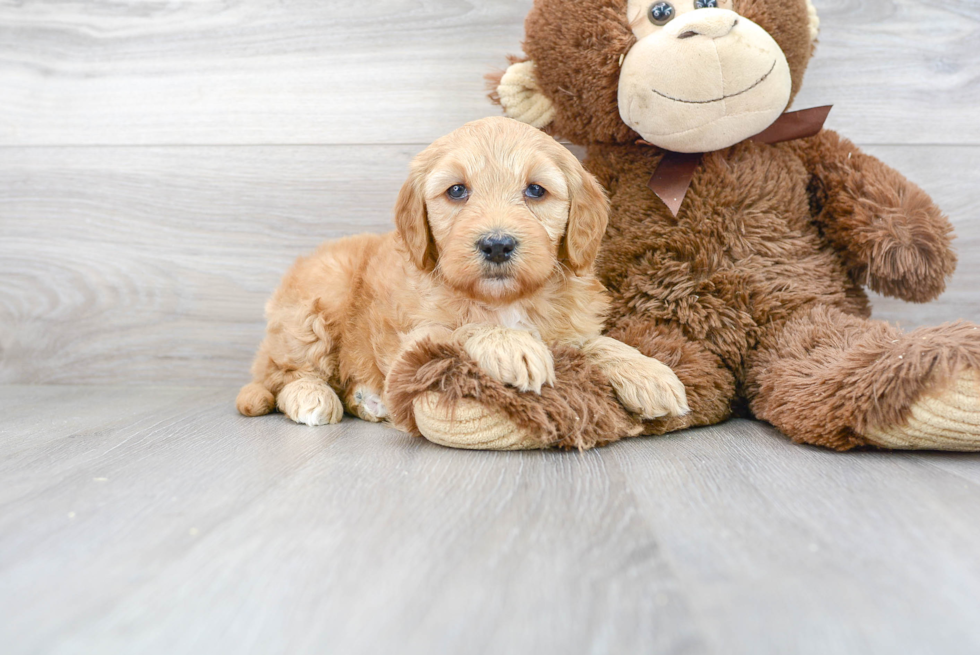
[386,338,640,451]
[864,369,980,450]
[413,393,539,450]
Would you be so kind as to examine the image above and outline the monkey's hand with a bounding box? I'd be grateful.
[851,190,956,302]
[794,129,956,303]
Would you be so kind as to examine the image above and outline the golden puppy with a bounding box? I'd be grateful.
[237,117,688,429]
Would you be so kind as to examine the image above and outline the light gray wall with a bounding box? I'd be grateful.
[1,0,977,385]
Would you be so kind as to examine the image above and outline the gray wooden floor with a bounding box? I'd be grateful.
[2,385,980,654]
[3,0,980,652]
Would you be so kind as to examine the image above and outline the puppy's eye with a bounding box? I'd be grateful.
[446,184,468,200]
[649,2,675,25]
[694,0,718,8]
[524,184,547,199]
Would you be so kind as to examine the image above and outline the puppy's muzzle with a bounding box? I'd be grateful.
[477,233,518,265]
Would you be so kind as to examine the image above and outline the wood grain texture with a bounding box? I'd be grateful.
[0,0,978,146]
[1,144,977,385]
[0,144,418,384]
[1,384,979,654]
[0,0,532,146]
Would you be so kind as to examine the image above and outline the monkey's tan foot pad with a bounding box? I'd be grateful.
[864,369,980,451]
[413,393,539,450]
[386,338,641,451]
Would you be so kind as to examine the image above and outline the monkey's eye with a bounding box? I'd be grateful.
[694,0,718,8]
[524,184,547,199]
[649,2,675,25]
[446,184,469,200]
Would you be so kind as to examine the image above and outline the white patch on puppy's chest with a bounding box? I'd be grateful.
[495,304,536,333]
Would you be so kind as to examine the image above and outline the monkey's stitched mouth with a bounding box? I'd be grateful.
[651,59,776,105]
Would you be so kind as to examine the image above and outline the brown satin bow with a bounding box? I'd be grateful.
[645,105,833,216]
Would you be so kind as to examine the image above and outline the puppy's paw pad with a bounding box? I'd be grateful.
[278,379,344,426]
[353,388,388,422]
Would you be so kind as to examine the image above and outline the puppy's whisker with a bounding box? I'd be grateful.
[552,260,570,286]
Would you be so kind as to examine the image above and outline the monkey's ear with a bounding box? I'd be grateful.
[492,61,555,129]
[560,167,609,275]
[806,0,820,43]
[394,173,438,273]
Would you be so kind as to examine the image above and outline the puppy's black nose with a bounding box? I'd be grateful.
[478,234,518,264]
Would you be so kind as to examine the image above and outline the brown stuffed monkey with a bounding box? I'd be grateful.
[390,0,980,451]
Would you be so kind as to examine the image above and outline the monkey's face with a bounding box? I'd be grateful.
[504,0,818,147]
[618,0,792,152]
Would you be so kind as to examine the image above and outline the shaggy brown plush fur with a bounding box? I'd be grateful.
[387,338,638,450]
[395,0,979,450]
[746,308,980,450]
[581,134,962,448]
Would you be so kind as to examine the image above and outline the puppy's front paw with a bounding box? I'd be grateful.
[584,336,689,419]
[611,358,689,420]
[462,327,556,394]
[278,378,344,426]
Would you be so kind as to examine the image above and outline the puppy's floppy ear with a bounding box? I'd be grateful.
[559,164,609,275]
[394,169,438,273]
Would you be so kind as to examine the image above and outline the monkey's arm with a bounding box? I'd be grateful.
[791,129,956,303]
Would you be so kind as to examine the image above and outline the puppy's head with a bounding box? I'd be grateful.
[395,116,608,304]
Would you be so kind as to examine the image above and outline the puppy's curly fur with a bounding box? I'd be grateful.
[237,117,688,429]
